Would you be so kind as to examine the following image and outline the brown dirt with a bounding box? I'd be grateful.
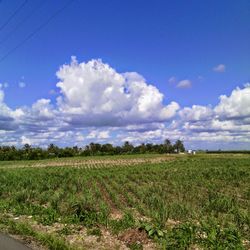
[11,234,46,250]
[166,218,181,227]
[118,228,158,250]
[5,156,175,169]
[5,214,128,250]
[66,227,129,250]
[118,228,148,245]
[3,214,159,250]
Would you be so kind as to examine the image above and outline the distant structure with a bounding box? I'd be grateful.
[187,149,196,155]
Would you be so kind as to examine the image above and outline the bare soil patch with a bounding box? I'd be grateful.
[118,228,148,245]
[4,156,175,169]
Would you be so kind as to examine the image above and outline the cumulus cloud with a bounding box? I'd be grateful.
[0,89,19,131]
[176,79,192,88]
[31,99,55,120]
[173,84,250,147]
[0,57,181,146]
[59,82,250,148]
[179,105,214,122]
[87,130,110,139]
[56,57,179,127]
[0,57,249,149]
[21,136,32,145]
[213,64,226,73]
[214,84,250,120]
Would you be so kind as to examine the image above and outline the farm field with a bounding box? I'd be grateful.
[0,154,249,249]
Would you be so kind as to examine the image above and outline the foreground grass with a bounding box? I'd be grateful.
[0,154,249,249]
[0,216,74,250]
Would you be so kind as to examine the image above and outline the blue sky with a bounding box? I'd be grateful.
[0,0,250,149]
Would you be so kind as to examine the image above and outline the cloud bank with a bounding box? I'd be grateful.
[0,57,250,149]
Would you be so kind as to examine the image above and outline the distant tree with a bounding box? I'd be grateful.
[122,141,134,153]
[73,146,79,155]
[164,139,172,153]
[138,143,146,154]
[0,139,186,161]
[23,144,31,151]
[115,146,122,155]
[82,145,91,156]
[89,143,102,155]
[101,144,114,155]
[174,140,185,153]
[47,143,59,157]
[61,147,74,157]
[146,143,153,152]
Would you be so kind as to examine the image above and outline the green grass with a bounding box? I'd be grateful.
[0,154,249,249]
[0,216,74,250]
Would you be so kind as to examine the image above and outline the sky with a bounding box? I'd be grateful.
[0,0,250,149]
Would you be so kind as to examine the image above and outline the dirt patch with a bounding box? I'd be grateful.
[66,227,129,250]
[4,156,175,169]
[11,234,46,250]
[118,228,148,245]
[5,214,129,250]
[166,218,181,227]
[110,211,123,220]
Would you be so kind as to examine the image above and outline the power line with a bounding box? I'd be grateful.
[0,0,47,46]
[0,0,75,63]
[0,0,29,32]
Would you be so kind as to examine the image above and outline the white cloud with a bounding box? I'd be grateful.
[87,130,110,139]
[0,89,4,103]
[49,89,57,95]
[21,136,32,145]
[213,64,226,73]
[31,99,55,119]
[214,84,250,120]
[56,57,179,126]
[0,58,249,149]
[173,84,250,147]
[0,89,19,131]
[179,105,213,121]
[0,82,9,89]
[18,82,26,88]
[168,76,176,84]
[177,79,192,88]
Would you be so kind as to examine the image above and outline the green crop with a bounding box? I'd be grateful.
[0,154,249,249]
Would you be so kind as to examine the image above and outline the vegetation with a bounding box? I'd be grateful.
[0,139,185,161]
[206,150,250,154]
[0,154,249,249]
[0,217,72,250]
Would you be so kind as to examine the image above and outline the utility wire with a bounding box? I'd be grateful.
[0,0,47,46]
[0,0,75,63]
[0,0,29,32]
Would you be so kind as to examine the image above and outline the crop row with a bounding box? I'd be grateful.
[0,156,249,249]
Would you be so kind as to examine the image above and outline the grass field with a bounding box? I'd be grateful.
[0,154,249,249]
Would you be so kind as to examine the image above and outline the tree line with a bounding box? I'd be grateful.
[206,150,250,154]
[0,139,185,161]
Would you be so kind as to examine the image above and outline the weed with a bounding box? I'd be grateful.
[87,227,102,237]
